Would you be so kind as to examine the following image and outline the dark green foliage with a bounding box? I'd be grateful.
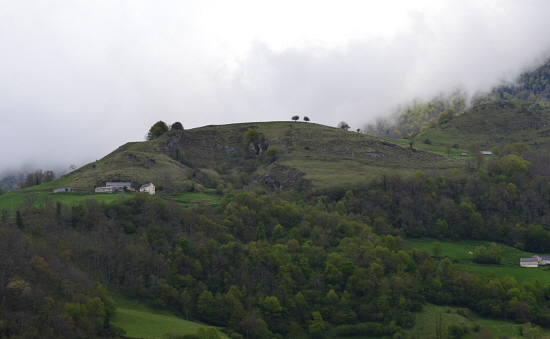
[19,169,55,188]
[147,120,169,140]
[292,115,299,122]
[171,122,184,130]
[473,243,502,264]
[338,121,350,130]
[9,151,550,337]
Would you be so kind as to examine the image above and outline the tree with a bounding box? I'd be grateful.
[432,242,443,257]
[292,115,299,122]
[444,143,452,156]
[170,122,184,130]
[338,121,350,130]
[304,116,310,122]
[146,121,169,140]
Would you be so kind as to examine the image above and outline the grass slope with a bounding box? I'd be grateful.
[409,303,550,338]
[112,295,228,339]
[170,121,464,188]
[409,238,550,286]
[24,121,464,192]
[412,100,550,155]
[0,191,128,212]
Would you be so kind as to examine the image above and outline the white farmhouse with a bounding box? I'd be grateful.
[520,257,539,267]
[540,256,550,265]
[140,183,155,195]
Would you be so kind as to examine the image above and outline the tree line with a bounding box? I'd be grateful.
[4,151,550,337]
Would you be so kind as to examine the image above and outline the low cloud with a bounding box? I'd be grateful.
[2,1,550,176]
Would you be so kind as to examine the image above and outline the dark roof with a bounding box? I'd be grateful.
[106,182,132,187]
[541,256,550,260]
[520,258,538,262]
[140,183,153,188]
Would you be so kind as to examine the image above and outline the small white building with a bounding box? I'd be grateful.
[520,257,539,267]
[53,187,71,193]
[540,256,550,265]
[140,183,155,195]
[95,187,115,193]
[480,151,493,156]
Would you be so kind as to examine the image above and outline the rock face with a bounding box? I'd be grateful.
[259,164,311,191]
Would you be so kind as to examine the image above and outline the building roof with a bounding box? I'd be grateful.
[106,182,132,187]
[140,183,153,188]
[541,256,550,260]
[480,151,493,155]
[520,258,538,262]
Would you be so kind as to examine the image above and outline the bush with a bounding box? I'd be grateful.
[423,139,432,144]
[457,307,471,319]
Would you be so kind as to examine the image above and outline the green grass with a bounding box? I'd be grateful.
[408,303,549,338]
[32,121,465,193]
[111,294,228,339]
[0,191,128,212]
[172,189,221,206]
[408,237,550,286]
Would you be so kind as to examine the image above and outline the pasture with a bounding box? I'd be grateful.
[112,294,229,338]
[408,237,550,286]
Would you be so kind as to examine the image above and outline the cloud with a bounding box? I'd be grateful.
[1,1,550,176]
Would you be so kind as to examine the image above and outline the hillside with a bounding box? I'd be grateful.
[34,122,463,192]
[367,58,550,138]
[414,100,550,152]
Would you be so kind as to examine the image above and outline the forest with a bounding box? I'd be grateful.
[366,58,550,138]
[3,144,550,338]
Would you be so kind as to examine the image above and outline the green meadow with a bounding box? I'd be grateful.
[408,238,550,286]
[408,303,550,339]
[0,191,127,212]
[112,295,229,339]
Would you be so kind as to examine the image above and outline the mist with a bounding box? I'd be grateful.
[2,1,550,177]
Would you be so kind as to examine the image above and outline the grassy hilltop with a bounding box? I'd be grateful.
[32,121,463,193]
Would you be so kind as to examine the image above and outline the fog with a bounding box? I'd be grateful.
[2,1,550,176]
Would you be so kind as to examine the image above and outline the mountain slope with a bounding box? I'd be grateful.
[415,100,550,151]
[36,121,463,192]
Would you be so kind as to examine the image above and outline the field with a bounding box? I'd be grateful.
[408,303,550,338]
[171,189,221,206]
[0,191,127,212]
[408,238,550,286]
[112,294,229,339]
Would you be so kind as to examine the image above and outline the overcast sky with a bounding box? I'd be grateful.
[2,0,550,176]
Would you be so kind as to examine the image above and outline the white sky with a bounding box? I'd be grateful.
[2,0,550,175]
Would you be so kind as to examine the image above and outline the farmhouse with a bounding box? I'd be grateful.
[53,187,71,193]
[520,257,539,267]
[540,256,550,265]
[95,186,115,193]
[106,182,132,189]
[95,181,136,193]
[139,183,155,195]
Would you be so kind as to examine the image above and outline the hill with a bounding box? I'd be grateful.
[32,121,463,192]
[414,100,550,153]
[367,58,550,138]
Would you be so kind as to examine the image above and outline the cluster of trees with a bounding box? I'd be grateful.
[5,147,550,337]
[18,169,55,189]
[146,121,184,141]
[291,115,310,122]
[7,138,550,336]
[0,223,119,337]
